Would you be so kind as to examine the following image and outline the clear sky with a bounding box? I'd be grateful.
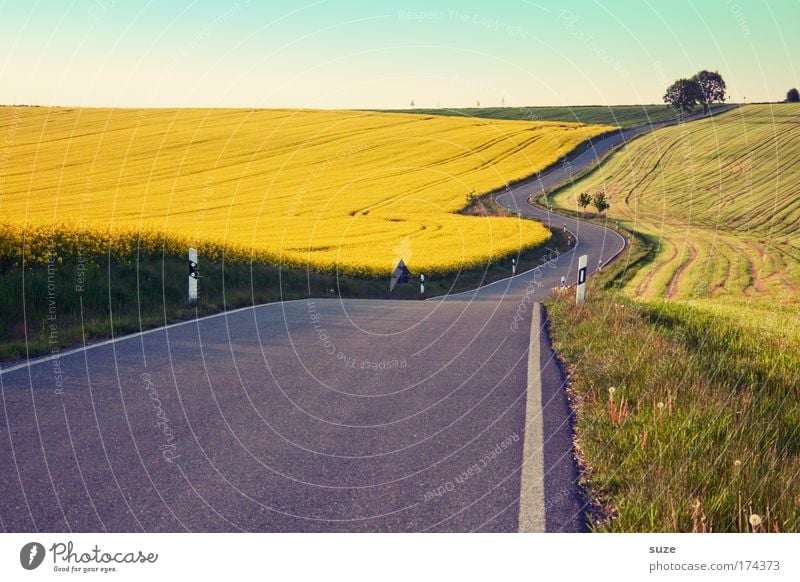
[1,0,797,108]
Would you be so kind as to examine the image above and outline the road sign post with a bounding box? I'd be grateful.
[512,258,516,275]
[390,259,410,293]
[420,273,425,297]
[188,248,199,304]
[576,254,587,304]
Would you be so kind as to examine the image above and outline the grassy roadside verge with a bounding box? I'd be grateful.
[0,227,569,362]
[545,230,800,532]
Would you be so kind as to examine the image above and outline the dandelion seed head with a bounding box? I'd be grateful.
[749,514,762,527]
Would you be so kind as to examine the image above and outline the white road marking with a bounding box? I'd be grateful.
[518,305,545,532]
[0,299,307,376]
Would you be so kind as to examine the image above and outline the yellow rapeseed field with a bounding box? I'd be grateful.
[0,107,610,275]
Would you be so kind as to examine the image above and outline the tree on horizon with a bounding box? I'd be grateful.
[693,70,727,114]
[663,78,703,115]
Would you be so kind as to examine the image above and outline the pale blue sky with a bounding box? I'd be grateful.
[0,0,797,108]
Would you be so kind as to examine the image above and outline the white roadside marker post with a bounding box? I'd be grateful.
[576,254,587,305]
[188,248,199,305]
[512,258,516,275]
[560,275,566,290]
[420,273,425,298]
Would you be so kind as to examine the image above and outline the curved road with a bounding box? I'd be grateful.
[0,107,733,533]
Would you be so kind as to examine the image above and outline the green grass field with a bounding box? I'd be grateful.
[550,104,800,305]
[545,103,800,531]
[548,284,799,532]
[380,105,681,128]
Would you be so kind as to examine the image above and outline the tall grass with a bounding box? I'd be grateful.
[547,286,800,532]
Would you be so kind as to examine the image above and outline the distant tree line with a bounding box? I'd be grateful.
[663,70,727,115]
[787,88,799,103]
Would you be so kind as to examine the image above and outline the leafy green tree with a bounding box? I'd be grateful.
[577,192,592,211]
[592,192,610,214]
[787,88,800,103]
[692,70,727,114]
[663,78,703,115]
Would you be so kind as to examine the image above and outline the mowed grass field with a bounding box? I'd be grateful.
[551,104,800,322]
[0,107,610,275]
[383,105,680,128]
[546,103,800,531]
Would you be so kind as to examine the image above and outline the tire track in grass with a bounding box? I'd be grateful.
[666,238,698,299]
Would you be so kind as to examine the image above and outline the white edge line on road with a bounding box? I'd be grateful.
[518,304,546,532]
[2,213,623,376]
[0,298,309,376]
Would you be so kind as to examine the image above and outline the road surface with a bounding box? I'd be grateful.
[0,107,732,533]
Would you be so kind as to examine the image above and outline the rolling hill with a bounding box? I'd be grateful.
[0,107,611,275]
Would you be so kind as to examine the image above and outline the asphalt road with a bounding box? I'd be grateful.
[0,246,607,535]
[0,107,730,533]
